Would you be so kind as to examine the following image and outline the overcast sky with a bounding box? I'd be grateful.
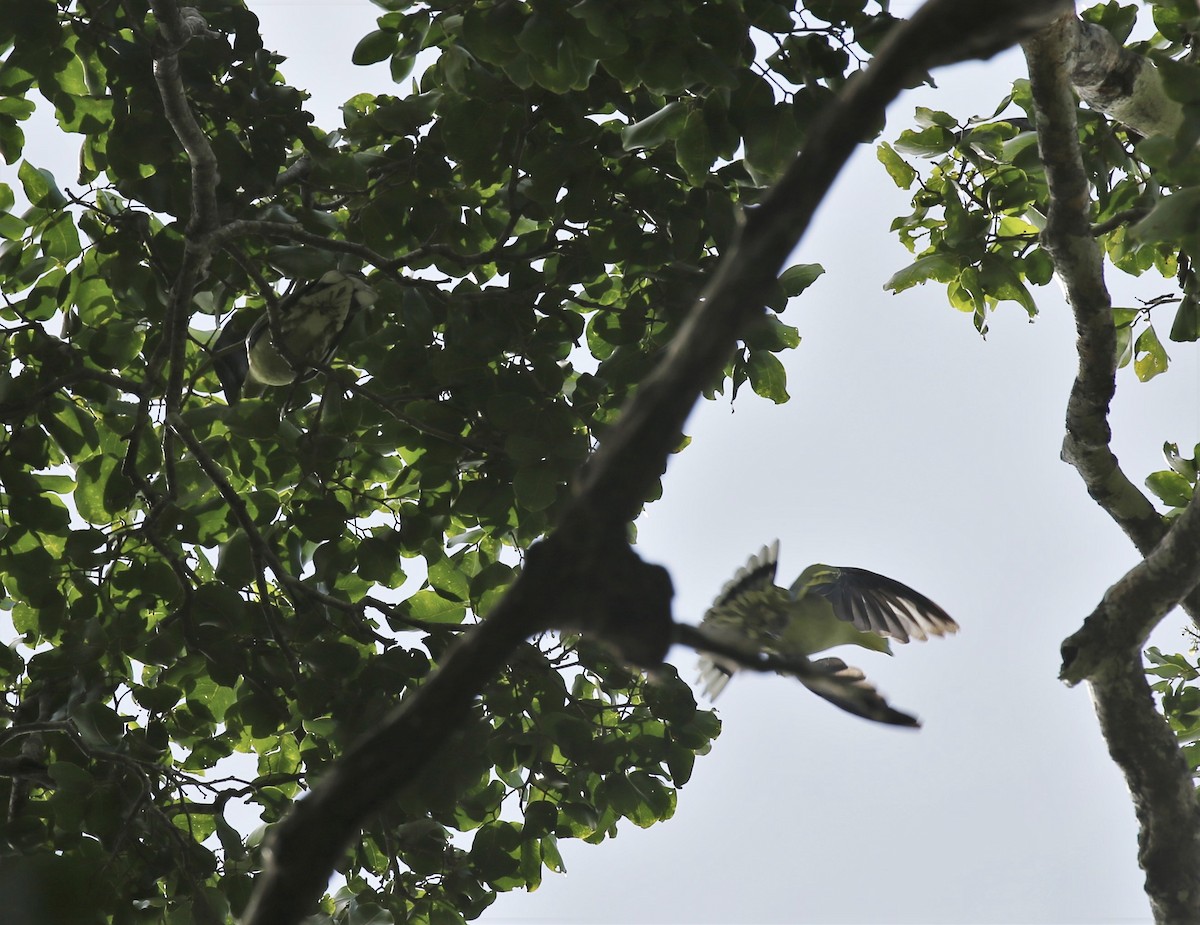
[10,3,1198,923]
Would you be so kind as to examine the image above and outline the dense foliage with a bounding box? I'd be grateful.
[0,0,891,921]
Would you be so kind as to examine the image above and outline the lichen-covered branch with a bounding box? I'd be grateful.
[1091,654,1200,924]
[1023,15,1167,559]
[1065,17,1184,139]
[1023,16,1200,923]
[1025,11,1200,635]
[117,0,229,510]
[1062,489,1200,682]
[240,4,1072,923]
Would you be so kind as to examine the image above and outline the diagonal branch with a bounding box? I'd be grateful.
[242,3,1071,924]
[1061,489,1200,683]
[164,411,367,654]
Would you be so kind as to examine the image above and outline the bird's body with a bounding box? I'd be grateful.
[213,269,377,402]
[697,541,957,700]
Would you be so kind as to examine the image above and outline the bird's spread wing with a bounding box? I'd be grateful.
[808,566,958,644]
[712,540,780,610]
[696,541,788,699]
[696,543,957,706]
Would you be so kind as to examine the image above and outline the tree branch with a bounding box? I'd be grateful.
[164,411,360,650]
[1091,654,1200,923]
[151,3,221,234]
[1061,490,1200,683]
[241,4,1070,923]
[1064,17,1184,140]
[131,0,227,502]
[1024,17,1200,923]
[212,220,398,271]
[1022,15,1188,574]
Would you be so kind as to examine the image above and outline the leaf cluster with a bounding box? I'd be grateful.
[0,0,891,921]
[881,1,1200,360]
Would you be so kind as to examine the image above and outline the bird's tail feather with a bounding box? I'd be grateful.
[212,321,250,404]
[696,654,736,701]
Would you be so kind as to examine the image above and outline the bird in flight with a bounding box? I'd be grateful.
[213,269,377,403]
[695,540,957,720]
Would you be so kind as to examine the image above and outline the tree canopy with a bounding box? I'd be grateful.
[5,1,1200,924]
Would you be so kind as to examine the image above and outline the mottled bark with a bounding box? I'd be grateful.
[1024,15,1200,924]
[1065,17,1183,139]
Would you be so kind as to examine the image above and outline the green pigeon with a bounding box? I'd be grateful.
[697,540,958,701]
[213,269,377,402]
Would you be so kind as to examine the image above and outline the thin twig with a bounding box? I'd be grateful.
[164,411,303,677]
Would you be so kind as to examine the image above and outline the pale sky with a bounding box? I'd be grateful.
[11,4,1196,923]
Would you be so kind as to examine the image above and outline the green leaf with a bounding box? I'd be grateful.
[978,255,1037,317]
[353,30,399,66]
[1163,442,1197,480]
[778,262,824,297]
[1154,55,1200,105]
[620,101,687,151]
[1146,470,1193,508]
[675,108,715,187]
[17,159,66,208]
[877,141,916,189]
[746,351,789,403]
[883,254,960,293]
[1134,324,1170,381]
[540,834,566,873]
[294,497,349,542]
[1131,188,1200,244]
[469,821,522,886]
[743,314,801,352]
[1022,248,1055,286]
[428,556,470,602]
[513,462,559,512]
[913,106,958,129]
[743,102,801,185]
[357,536,404,585]
[1170,293,1200,343]
[893,125,955,157]
[400,589,467,625]
[41,212,80,262]
[644,673,697,724]
[70,701,125,748]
